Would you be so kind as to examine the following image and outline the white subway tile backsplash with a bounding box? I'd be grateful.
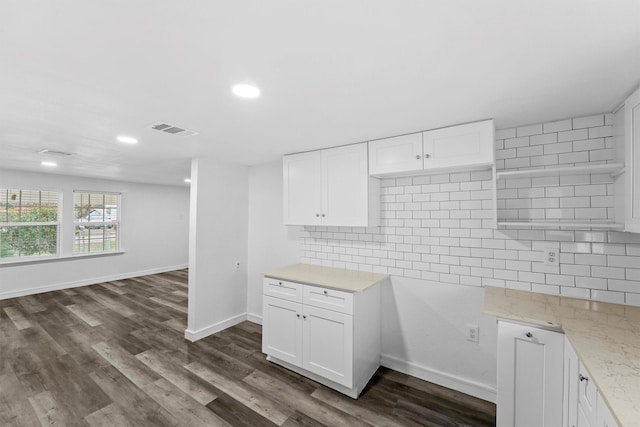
[517,124,543,137]
[588,125,614,139]
[530,133,558,145]
[561,286,591,299]
[576,276,608,290]
[543,119,573,133]
[591,289,625,304]
[301,113,639,304]
[558,129,589,142]
[573,115,604,129]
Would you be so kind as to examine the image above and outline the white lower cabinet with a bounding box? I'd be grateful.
[563,339,619,427]
[597,394,618,427]
[497,320,565,427]
[302,304,353,385]
[262,278,381,398]
[564,338,580,427]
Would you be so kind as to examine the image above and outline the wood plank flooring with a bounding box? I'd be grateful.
[0,270,496,426]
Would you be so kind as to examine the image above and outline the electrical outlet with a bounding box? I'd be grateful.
[235,261,240,271]
[544,247,560,267]
[467,324,479,343]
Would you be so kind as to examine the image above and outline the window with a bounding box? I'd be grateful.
[73,191,120,254]
[0,189,60,259]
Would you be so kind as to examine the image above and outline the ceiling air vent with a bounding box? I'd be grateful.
[151,122,198,137]
[37,149,74,157]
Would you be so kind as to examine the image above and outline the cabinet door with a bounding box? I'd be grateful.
[564,338,579,427]
[577,362,597,427]
[497,321,564,427]
[625,87,640,232]
[423,120,495,171]
[302,305,353,387]
[322,143,371,227]
[262,296,303,367]
[283,151,322,225]
[596,394,618,427]
[368,133,423,176]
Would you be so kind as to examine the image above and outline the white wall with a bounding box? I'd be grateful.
[381,276,497,402]
[186,158,249,341]
[0,169,189,299]
[247,160,300,322]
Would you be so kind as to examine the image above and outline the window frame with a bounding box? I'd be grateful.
[0,188,62,262]
[72,190,122,255]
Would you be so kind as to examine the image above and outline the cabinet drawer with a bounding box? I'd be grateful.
[263,278,303,302]
[303,285,353,314]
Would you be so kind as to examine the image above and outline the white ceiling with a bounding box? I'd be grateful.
[1,1,639,186]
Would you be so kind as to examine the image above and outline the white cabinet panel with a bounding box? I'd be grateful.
[578,361,598,427]
[624,87,640,232]
[368,133,423,175]
[262,296,302,366]
[302,305,353,387]
[263,278,303,302]
[497,321,564,427]
[303,284,353,314]
[423,120,495,171]
[564,338,580,427]
[283,150,322,225]
[322,143,372,227]
[596,394,619,427]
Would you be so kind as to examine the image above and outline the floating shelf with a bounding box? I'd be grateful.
[497,220,624,230]
[496,163,624,180]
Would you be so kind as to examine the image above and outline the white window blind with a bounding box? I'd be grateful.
[73,191,121,254]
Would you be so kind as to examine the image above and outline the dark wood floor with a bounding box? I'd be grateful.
[0,270,496,426]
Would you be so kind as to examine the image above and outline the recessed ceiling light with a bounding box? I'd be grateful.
[184,178,192,183]
[41,161,57,167]
[117,135,138,144]
[232,84,261,99]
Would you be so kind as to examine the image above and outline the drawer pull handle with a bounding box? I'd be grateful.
[323,290,328,295]
[278,282,282,286]
[579,374,588,382]
[525,332,532,338]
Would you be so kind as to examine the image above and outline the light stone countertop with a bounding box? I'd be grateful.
[263,263,389,292]
[484,285,640,427]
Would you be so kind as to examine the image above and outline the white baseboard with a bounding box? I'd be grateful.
[184,313,247,342]
[246,313,263,325]
[381,354,497,403]
[0,264,188,300]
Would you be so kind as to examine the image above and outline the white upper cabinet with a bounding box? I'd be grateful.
[368,120,495,177]
[368,133,423,175]
[283,143,380,227]
[283,150,323,225]
[422,119,495,171]
[617,86,640,233]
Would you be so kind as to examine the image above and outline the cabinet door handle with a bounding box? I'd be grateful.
[316,213,320,217]
[303,315,307,319]
[579,374,588,382]
[525,332,533,338]
[424,153,431,159]
[321,213,325,217]
[415,155,421,159]
[296,313,300,318]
